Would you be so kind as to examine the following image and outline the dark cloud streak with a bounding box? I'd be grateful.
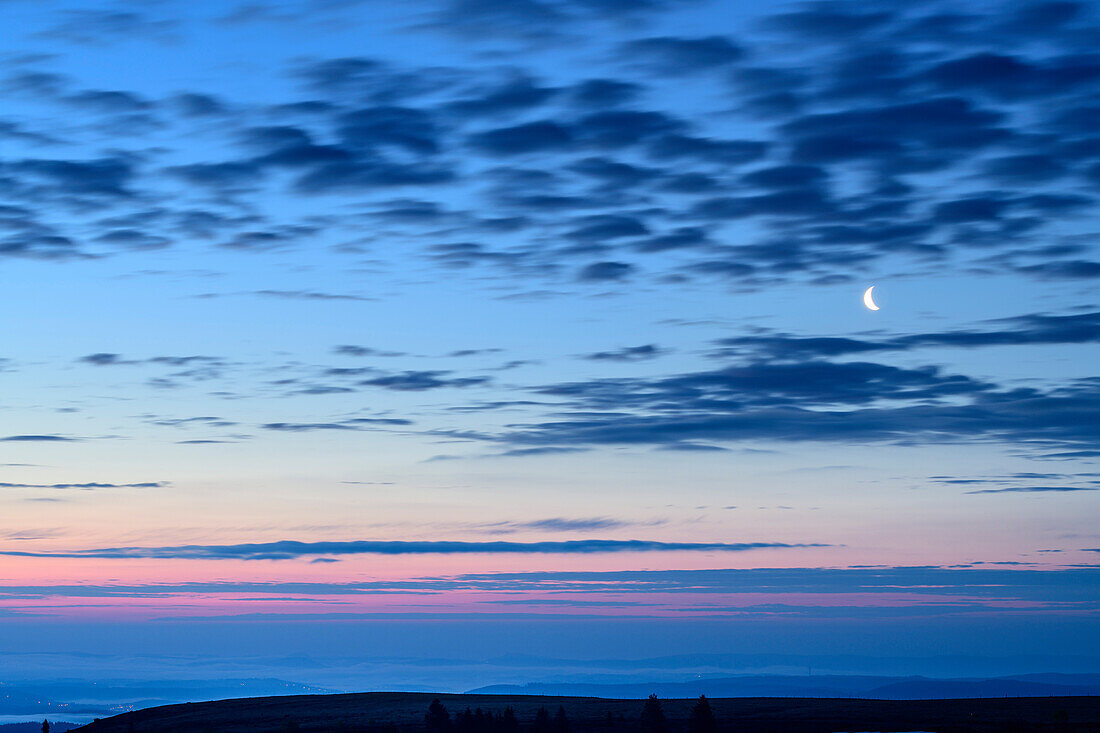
[0,539,828,560]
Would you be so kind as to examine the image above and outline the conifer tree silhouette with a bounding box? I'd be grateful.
[554,706,571,733]
[532,707,553,733]
[427,699,453,733]
[457,707,475,733]
[500,706,520,733]
[688,696,717,733]
[640,695,667,733]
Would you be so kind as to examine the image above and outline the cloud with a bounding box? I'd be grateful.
[581,344,668,362]
[167,162,263,190]
[0,435,78,442]
[426,0,703,38]
[293,57,385,91]
[714,311,1100,360]
[0,0,1093,289]
[335,107,442,155]
[333,345,408,357]
[218,227,322,251]
[37,10,177,45]
[493,446,588,457]
[469,120,574,155]
[294,160,454,192]
[424,0,567,37]
[648,134,768,164]
[77,353,136,366]
[0,539,829,560]
[657,442,729,452]
[965,486,1098,494]
[929,471,1100,491]
[66,89,152,114]
[569,79,642,107]
[9,157,136,198]
[262,418,413,431]
[0,528,65,542]
[148,416,237,428]
[536,361,993,409]
[94,228,170,250]
[357,371,491,391]
[495,516,655,531]
[252,290,374,302]
[569,157,661,189]
[77,354,226,375]
[1015,261,1100,279]
[577,261,634,281]
[576,110,684,148]
[1038,449,1100,459]
[445,76,559,117]
[922,52,1100,100]
[619,36,745,75]
[566,214,649,242]
[263,423,360,431]
[783,97,1008,167]
[0,481,166,490]
[170,92,228,116]
[449,565,1100,602]
[300,365,494,395]
[2,566,1096,619]
[767,6,893,38]
[439,361,1100,451]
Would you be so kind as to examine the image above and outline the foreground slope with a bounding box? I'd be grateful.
[74,691,1100,733]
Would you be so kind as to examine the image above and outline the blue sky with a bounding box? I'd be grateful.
[0,0,1098,677]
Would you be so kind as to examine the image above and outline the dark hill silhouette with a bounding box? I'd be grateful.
[71,691,1100,733]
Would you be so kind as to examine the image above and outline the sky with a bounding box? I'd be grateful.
[0,0,1098,678]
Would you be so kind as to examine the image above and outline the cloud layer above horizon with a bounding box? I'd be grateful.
[0,0,1096,655]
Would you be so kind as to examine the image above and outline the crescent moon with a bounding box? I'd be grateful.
[863,286,880,311]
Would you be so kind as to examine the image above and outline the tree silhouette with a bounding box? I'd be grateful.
[554,706,571,733]
[688,695,717,733]
[500,706,520,733]
[41,721,49,733]
[640,695,667,733]
[456,707,476,733]
[532,707,553,733]
[427,699,453,733]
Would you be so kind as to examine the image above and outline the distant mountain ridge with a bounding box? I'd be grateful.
[0,678,333,716]
[467,673,1100,699]
[476,653,1100,678]
[0,723,81,733]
